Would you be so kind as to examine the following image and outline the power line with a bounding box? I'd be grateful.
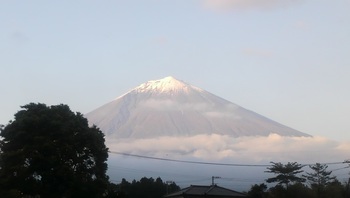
[108,164,212,179]
[109,151,346,167]
[109,151,269,167]
[330,166,350,172]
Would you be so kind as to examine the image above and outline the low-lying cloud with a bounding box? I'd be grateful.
[107,134,350,190]
[106,134,349,164]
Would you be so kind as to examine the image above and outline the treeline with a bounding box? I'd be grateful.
[108,177,180,198]
[247,162,350,198]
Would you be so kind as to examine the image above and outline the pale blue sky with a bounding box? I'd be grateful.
[1,0,349,141]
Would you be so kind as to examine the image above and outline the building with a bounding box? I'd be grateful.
[164,185,247,198]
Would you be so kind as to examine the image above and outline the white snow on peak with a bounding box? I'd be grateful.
[134,76,202,93]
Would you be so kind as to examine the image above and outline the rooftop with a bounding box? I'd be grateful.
[164,185,247,198]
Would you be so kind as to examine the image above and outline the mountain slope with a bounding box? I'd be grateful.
[85,76,310,138]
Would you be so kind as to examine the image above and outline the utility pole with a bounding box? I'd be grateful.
[212,176,221,186]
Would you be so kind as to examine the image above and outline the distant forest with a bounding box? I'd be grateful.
[109,177,180,198]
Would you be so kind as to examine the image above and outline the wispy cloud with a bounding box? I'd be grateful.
[9,30,29,44]
[202,0,304,11]
[242,48,273,57]
[153,36,168,46]
[139,99,240,118]
[294,20,311,31]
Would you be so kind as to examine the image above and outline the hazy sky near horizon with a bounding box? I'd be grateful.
[1,0,350,141]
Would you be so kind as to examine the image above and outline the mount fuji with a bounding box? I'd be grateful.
[85,76,310,139]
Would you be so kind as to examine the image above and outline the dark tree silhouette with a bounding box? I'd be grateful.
[303,163,336,198]
[0,103,109,198]
[115,177,180,198]
[265,162,306,189]
[324,179,346,198]
[248,183,267,198]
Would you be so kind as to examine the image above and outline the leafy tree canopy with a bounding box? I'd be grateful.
[303,163,337,198]
[304,163,336,187]
[0,103,109,198]
[247,183,267,198]
[265,162,306,188]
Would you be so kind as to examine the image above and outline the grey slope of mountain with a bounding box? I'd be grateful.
[85,76,311,139]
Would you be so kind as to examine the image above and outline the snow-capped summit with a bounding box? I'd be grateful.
[135,76,191,92]
[129,76,202,95]
[85,76,310,139]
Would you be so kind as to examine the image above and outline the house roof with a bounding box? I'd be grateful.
[164,185,247,198]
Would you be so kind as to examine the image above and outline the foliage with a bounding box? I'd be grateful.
[268,184,287,198]
[254,160,350,198]
[0,103,109,198]
[248,180,350,198]
[268,183,314,198]
[247,183,267,198]
[344,179,350,198]
[115,177,180,198]
[303,163,336,198]
[266,162,306,188]
[304,163,336,186]
[287,182,315,198]
[323,180,346,198]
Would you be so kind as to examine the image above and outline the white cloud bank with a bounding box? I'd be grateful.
[107,134,350,190]
[106,134,350,164]
[202,0,304,11]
